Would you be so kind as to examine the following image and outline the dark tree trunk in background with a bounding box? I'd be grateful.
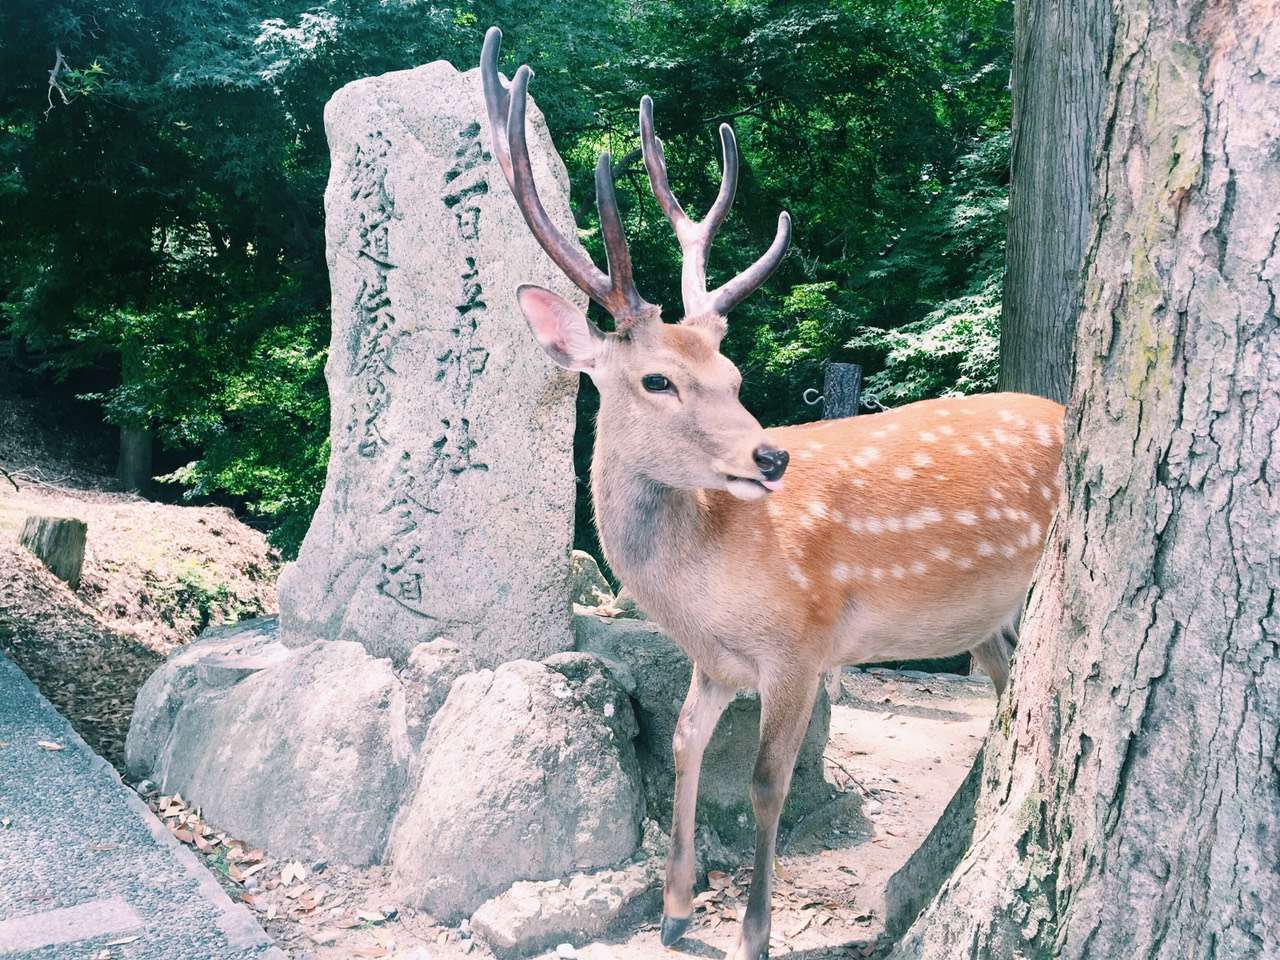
[115,344,152,494]
[999,0,1113,401]
[890,3,1279,957]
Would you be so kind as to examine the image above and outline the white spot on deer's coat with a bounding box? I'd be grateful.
[847,516,865,534]
[955,510,978,525]
[938,424,956,436]
[955,556,975,570]
[993,428,1018,447]
[954,444,975,456]
[906,507,943,531]
[852,447,881,468]
[988,486,1005,501]
[807,501,828,519]
[930,545,952,562]
[796,449,813,461]
[865,517,885,535]
[1001,543,1018,558]
[919,430,938,443]
[976,434,993,449]
[909,560,927,577]
[810,441,827,450]
[787,562,811,589]
[767,501,784,519]
[913,451,933,468]
[894,465,915,481]
[832,562,851,583]
[1028,520,1042,542]
[890,564,906,579]
[870,567,886,582]
[1034,422,1054,446]
[977,541,995,557]
[985,506,1002,521]
[1040,484,1053,500]
[935,409,953,417]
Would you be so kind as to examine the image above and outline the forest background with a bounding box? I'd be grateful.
[0,0,1013,559]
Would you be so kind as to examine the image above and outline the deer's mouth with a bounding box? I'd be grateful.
[723,474,784,501]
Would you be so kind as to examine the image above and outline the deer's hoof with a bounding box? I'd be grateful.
[660,913,691,946]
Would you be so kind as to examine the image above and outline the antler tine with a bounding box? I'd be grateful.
[481,27,657,327]
[709,211,792,316]
[640,94,790,320]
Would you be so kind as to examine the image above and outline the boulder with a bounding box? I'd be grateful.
[569,550,614,608]
[470,822,666,957]
[398,638,475,751]
[389,654,644,920]
[574,613,832,846]
[125,617,412,865]
[611,586,648,620]
[277,58,587,667]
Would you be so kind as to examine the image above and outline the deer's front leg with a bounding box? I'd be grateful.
[735,669,821,960]
[661,665,735,946]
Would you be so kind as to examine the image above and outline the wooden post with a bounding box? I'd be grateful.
[822,362,863,419]
[19,515,87,588]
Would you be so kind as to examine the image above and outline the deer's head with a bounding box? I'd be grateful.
[481,28,792,501]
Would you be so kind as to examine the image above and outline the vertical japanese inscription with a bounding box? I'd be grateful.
[346,129,398,459]
[375,122,494,616]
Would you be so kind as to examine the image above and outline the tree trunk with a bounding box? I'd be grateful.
[19,515,87,589]
[998,0,1113,402]
[115,343,153,494]
[117,425,153,493]
[892,3,1279,957]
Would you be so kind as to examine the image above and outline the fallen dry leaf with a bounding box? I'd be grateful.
[106,936,140,946]
[36,740,65,751]
[281,860,306,885]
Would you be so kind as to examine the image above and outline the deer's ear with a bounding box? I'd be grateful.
[516,285,604,372]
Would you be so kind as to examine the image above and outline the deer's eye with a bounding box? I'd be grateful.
[642,374,673,393]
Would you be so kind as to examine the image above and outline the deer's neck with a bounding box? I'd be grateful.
[590,432,715,611]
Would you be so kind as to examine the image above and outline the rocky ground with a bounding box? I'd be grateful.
[131,668,993,960]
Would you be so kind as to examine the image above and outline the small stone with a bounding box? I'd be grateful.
[556,944,577,958]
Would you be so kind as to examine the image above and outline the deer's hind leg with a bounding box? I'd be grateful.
[970,623,1016,696]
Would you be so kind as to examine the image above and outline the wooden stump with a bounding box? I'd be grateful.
[18,515,87,588]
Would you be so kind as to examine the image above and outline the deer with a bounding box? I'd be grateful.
[479,27,1063,960]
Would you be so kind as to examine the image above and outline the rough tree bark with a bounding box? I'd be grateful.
[999,0,1114,402]
[891,2,1279,957]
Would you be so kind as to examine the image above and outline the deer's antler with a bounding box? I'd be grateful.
[481,27,659,330]
[639,95,791,322]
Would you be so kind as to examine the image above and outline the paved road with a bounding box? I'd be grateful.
[0,654,284,960]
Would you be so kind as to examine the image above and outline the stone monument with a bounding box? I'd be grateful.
[277,60,585,666]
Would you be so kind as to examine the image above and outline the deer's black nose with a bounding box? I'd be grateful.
[753,445,790,482]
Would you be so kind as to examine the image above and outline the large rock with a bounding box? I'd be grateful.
[389,654,644,920]
[470,821,666,958]
[125,618,412,866]
[277,59,586,667]
[574,613,832,846]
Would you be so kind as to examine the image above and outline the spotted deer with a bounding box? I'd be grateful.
[480,28,1063,960]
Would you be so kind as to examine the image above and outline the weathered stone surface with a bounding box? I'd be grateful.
[470,822,666,957]
[126,619,410,865]
[398,638,474,751]
[574,613,832,845]
[611,586,648,620]
[18,515,87,588]
[277,59,586,667]
[568,551,613,608]
[389,654,644,920]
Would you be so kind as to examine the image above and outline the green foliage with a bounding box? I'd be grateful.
[0,0,1012,556]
